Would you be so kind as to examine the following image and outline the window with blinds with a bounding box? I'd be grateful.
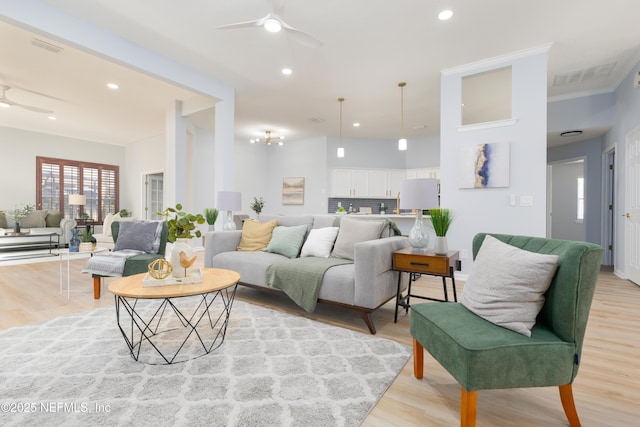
[36,156,119,222]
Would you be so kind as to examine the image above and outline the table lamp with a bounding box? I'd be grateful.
[399,178,439,251]
[217,191,241,230]
[68,194,86,219]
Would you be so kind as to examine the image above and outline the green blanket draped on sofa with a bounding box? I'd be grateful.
[266,257,353,312]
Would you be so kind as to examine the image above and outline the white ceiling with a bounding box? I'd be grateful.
[1,0,639,147]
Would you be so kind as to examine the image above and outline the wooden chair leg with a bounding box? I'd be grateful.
[93,277,101,299]
[413,338,424,379]
[460,387,477,427]
[559,384,581,427]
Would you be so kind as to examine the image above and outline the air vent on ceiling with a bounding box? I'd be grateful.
[553,63,615,87]
[31,38,64,54]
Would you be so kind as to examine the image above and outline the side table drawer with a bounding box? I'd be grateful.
[393,253,449,275]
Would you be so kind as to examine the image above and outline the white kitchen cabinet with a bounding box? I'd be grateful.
[331,169,369,197]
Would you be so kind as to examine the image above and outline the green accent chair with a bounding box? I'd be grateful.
[92,221,168,298]
[410,233,604,427]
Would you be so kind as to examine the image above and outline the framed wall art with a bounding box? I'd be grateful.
[458,141,510,188]
[282,177,305,205]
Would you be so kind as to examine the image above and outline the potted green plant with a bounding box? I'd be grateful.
[78,227,94,251]
[204,208,219,231]
[158,203,205,278]
[157,203,206,243]
[429,208,454,255]
[250,196,265,220]
[119,209,130,217]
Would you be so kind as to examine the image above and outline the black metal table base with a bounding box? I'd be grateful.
[114,285,237,364]
[394,270,458,322]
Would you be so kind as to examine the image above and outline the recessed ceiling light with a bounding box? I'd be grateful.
[438,10,453,20]
[48,116,56,120]
[560,130,583,137]
[353,123,360,127]
[282,68,292,75]
[107,83,119,90]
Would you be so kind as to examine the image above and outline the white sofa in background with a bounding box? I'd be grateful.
[0,209,75,246]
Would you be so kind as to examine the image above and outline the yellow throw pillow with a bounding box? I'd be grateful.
[237,219,278,251]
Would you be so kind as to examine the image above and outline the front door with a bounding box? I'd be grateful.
[625,127,640,285]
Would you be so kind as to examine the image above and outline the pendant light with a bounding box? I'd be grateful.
[337,97,345,158]
[398,82,407,151]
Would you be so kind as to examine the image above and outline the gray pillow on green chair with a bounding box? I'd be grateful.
[265,225,308,258]
[460,235,559,337]
[114,221,160,253]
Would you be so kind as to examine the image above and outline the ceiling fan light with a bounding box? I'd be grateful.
[0,101,10,108]
[264,18,282,33]
[337,147,345,158]
[398,138,407,151]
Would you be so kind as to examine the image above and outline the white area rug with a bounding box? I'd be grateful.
[0,298,410,426]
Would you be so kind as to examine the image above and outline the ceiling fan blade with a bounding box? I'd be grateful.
[281,22,323,48]
[10,98,53,114]
[217,17,265,30]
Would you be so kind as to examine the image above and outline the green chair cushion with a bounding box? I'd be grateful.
[122,253,165,277]
[410,302,576,391]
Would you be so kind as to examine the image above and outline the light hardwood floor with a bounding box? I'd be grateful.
[0,255,638,426]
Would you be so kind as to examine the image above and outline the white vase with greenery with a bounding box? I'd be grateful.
[429,208,454,255]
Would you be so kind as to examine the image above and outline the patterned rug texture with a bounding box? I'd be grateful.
[0,298,410,426]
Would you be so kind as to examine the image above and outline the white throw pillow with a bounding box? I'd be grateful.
[102,213,114,236]
[460,235,560,337]
[300,227,339,258]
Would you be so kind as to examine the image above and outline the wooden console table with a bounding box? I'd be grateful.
[392,247,461,322]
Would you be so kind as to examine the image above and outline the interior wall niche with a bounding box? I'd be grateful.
[462,66,512,126]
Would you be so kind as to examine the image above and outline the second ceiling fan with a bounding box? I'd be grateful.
[217,0,323,48]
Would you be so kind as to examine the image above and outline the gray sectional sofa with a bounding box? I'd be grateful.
[0,209,76,246]
[204,214,409,334]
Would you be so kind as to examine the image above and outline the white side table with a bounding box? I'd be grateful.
[56,247,109,298]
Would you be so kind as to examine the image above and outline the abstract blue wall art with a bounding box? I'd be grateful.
[458,141,510,188]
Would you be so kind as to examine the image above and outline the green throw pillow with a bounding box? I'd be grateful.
[45,211,63,227]
[265,225,308,258]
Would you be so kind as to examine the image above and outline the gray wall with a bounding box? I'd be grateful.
[547,92,615,132]
[548,137,603,245]
[0,126,126,212]
[549,160,585,241]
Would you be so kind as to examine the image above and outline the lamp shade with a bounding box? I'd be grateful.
[400,179,438,210]
[217,191,241,211]
[68,194,86,206]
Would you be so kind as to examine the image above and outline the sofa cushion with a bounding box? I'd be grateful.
[331,217,386,261]
[265,225,307,258]
[460,235,560,337]
[114,220,161,253]
[21,210,47,228]
[212,251,289,286]
[45,211,62,227]
[237,219,278,251]
[300,227,339,258]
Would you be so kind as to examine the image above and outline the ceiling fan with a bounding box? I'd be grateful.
[0,85,53,113]
[217,0,323,48]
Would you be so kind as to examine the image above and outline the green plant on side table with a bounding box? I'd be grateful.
[78,227,94,251]
[429,208,454,255]
[204,208,219,231]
